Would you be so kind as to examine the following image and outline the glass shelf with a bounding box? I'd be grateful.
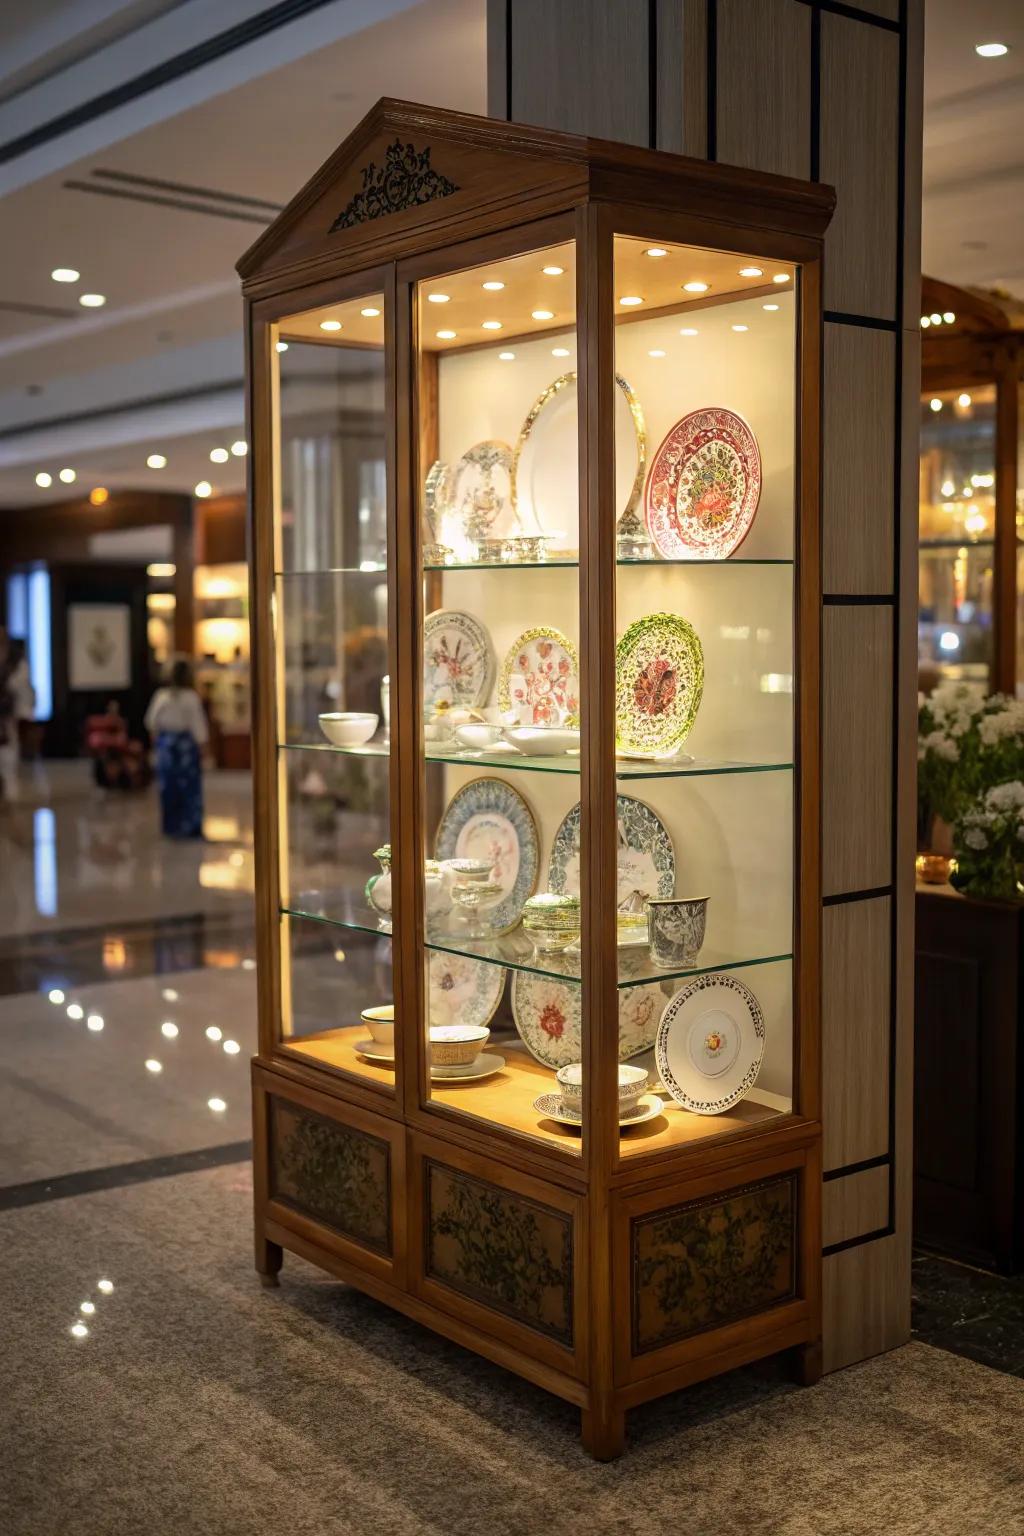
[423,556,794,571]
[279,739,793,781]
[281,900,789,992]
[919,538,994,550]
[275,564,387,577]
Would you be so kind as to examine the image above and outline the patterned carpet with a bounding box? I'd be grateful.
[2,1162,1023,1535]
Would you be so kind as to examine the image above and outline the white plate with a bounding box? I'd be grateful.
[532,1092,664,1129]
[428,951,506,1030]
[354,1040,395,1064]
[655,973,765,1115]
[423,608,495,710]
[430,1052,505,1083]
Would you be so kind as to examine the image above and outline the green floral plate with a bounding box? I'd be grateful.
[614,612,704,758]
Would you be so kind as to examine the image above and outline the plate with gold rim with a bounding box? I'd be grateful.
[614,613,704,758]
[499,626,580,728]
[645,406,762,560]
[435,776,539,935]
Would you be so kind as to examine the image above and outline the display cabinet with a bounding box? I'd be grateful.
[239,100,834,1457]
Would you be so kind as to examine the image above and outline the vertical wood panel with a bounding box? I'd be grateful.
[823,323,896,594]
[820,14,899,319]
[509,0,650,144]
[823,1233,908,1373]
[715,0,811,180]
[823,897,891,1170]
[823,1165,889,1248]
[680,0,708,158]
[822,606,893,894]
[655,0,685,153]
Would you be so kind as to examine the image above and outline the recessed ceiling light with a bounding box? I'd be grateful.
[210,447,229,463]
[275,341,289,353]
[35,471,52,488]
[738,266,763,277]
[89,487,108,506]
[194,480,212,498]
[551,347,570,357]
[975,42,1008,57]
[144,1058,162,1073]
[542,266,564,276]
[482,280,504,291]
[957,393,972,407]
[161,1021,179,1038]
[943,311,956,324]
[683,281,709,293]
[929,398,943,412]
[680,327,699,336]
[481,319,502,330]
[645,247,668,258]
[531,309,554,321]
[360,306,381,317]
[223,1038,241,1055]
[772,273,790,284]
[51,267,79,283]
[732,324,749,332]
[427,293,450,303]
[319,319,341,331]
[648,349,666,358]
[67,1004,84,1020]
[86,1015,104,1032]
[146,453,167,470]
[147,563,175,577]
[619,295,643,306]
[498,351,515,361]
[920,315,931,328]
[930,312,942,325]
[208,1096,227,1112]
[762,303,780,312]
[436,329,456,340]
[58,467,76,483]
[230,440,247,457]
[205,1025,222,1042]
[79,293,105,308]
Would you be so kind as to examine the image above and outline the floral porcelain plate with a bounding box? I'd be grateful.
[427,951,506,1031]
[547,793,675,905]
[423,609,495,711]
[655,972,765,1115]
[499,626,580,727]
[445,440,516,553]
[510,970,667,1068]
[614,613,704,758]
[532,1091,664,1129]
[435,777,539,935]
[644,406,762,560]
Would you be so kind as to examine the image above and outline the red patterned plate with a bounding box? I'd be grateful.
[644,406,761,559]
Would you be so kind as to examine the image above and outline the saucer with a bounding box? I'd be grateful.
[355,1039,396,1064]
[431,1052,505,1083]
[532,1092,664,1129]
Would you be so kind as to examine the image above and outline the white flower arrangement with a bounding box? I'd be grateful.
[953,779,1024,900]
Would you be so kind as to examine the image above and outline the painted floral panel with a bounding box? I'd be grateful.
[271,1099,390,1256]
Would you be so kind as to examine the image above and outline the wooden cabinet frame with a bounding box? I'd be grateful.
[240,98,834,1457]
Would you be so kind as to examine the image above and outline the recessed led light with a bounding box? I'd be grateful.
[67,1004,83,1020]
[427,293,450,303]
[208,1097,227,1113]
[619,295,643,306]
[147,563,175,577]
[680,327,699,336]
[929,398,943,412]
[732,324,749,332]
[738,266,763,277]
[762,303,780,312]
[481,320,502,330]
[275,341,289,353]
[941,480,955,497]
[436,329,457,340]
[920,316,931,327]
[35,472,52,488]
[683,281,709,293]
[146,453,167,469]
[645,247,668,258]
[360,306,381,317]
[957,393,972,407]
[161,1021,179,1038]
[209,448,229,463]
[551,347,570,357]
[194,480,212,498]
[162,988,178,1002]
[976,42,1008,57]
[79,293,105,308]
[48,989,64,1004]
[86,1015,104,1032]
[772,273,790,284]
[89,487,108,506]
[58,467,76,483]
[943,311,956,324]
[51,268,79,283]
[231,441,247,456]
[223,1039,241,1055]
[542,266,564,276]
[531,309,554,321]
[648,349,666,358]
[144,1058,162,1073]
[205,1026,223,1042]
[319,319,341,331]
[498,351,515,361]
[930,312,942,325]
[482,280,504,291]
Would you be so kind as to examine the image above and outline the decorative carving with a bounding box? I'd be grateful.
[330,139,459,231]
[271,1099,390,1255]
[426,1162,573,1345]
[632,1175,796,1354]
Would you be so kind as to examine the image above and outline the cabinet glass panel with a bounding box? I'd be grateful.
[918,384,996,690]
[272,294,394,1092]
[611,235,798,1162]
[416,238,585,1155]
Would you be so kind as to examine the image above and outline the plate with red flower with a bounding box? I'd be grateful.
[423,608,495,711]
[511,969,665,1069]
[645,406,761,560]
[614,613,704,758]
[498,626,579,728]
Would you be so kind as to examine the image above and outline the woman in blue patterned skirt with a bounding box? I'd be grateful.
[144,658,210,838]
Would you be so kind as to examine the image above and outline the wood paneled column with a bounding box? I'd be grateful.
[488,0,924,1374]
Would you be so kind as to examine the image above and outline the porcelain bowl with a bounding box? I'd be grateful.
[428,1023,490,1067]
[500,725,580,757]
[319,711,378,747]
[556,1061,649,1114]
[360,1005,394,1047]
[455,723,504,751]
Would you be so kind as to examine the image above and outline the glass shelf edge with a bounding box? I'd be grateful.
[278,740,793,780]
[423,556,794,571]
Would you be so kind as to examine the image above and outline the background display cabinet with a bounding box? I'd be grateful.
[239,100,834,1458]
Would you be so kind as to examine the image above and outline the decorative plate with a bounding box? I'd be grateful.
[435,777,539,935]
[614,613,704,758]
[645,406,762,560]
[532,1092,664,1129]
[547,794,675,906]
[428,951,506,1030]
[423,609,495,711]
[431,1052,506,1083]
[499,627,580,728]
[445,440,516,551]
[510,971,666,1068]
[655,972,766,1115]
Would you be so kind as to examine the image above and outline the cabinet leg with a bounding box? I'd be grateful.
[790,1339,822,1387]
[256,1237,283,1288]
[581,1401,625,1461]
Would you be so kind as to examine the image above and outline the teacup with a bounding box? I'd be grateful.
[555,1062,648,1115]
[646,896,709,970]
[360,1005,394,1048]
[428,1023,490,1067]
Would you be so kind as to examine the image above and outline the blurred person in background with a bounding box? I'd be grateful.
[0,626,13,803]
[145,657,210,838]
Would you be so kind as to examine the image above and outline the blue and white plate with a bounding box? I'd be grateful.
[655,972,765,1115]
[547,794,675,905]
[435,776,539,936]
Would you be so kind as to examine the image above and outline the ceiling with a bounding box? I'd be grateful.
[0,0,1018,510]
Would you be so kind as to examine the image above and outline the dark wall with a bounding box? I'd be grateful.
[48,564,154,756]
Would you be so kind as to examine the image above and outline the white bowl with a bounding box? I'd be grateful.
[428,1023,490,1066]
[455,723,504,751]
[360,1005,394,1047]
[501,725,580,757]
[555,1062,648,1113]
[319,711,378,747]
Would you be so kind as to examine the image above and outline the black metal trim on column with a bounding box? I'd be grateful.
[648,0,658,148]
[705,0,717,161]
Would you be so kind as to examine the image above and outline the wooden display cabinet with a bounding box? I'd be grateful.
[239,99,834,1458]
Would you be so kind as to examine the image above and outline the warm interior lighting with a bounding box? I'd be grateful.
[732,324,749,332]
[648,349,666,358]
[943,310,956,323]
[929,398,943,412]
[738,266,763,277]
[542,265,564,276]
[498,351,515,361]
[680,327,699,336]
[436,329,456,339]
[360,306,380,317]
[772,273,790,284]
[551,347,570,357]
[88,487,109,506]
[319,319,341,331]
[146,453,167,469]
[48,989,64,1004]
[481,320,502,330]
[209,448,229,463]
[644,247,668,258]
[86,1015,104,1032]
[161,1021,179,1038]
[35,472,52,488]
[79,293,105,307]
[67,1005,83,1019]
[59,468,76,483]
[976,42,1008,57]
[205,1026,223,1041]
[275,341,288,353]
[144,1058,162,1073]
[941,480,955,497]
[482,280,504,290]
[531,309,554,320]
[957,393,972,408]
[223,1039,241,1055]
[51,267,79,282]
[683,281,709,293]
[194,480,212,498]
[230,441,247,456]
[208,1097,227,1112]
[147,562,175,577]
[427,292,450,303]
[930,312,942,325]
[619,295,643,306]
[762,303,780,312]
[920,316,931,327]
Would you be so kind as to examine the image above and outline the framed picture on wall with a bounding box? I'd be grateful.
[68,603,131,691]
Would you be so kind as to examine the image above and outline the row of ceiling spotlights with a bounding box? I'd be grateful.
[51,267,105,307]
[34,442,246,495]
